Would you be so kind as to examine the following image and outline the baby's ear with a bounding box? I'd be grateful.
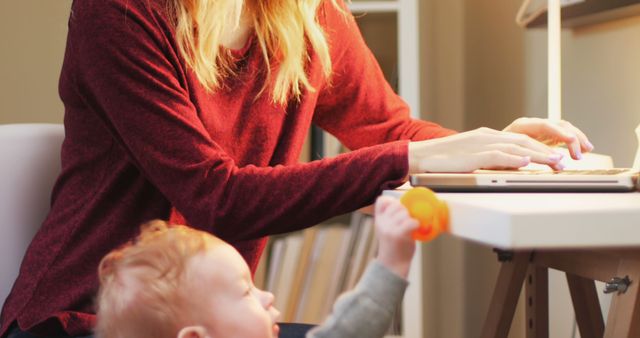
[177,326,209,338]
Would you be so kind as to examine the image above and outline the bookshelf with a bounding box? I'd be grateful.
[348,1,399,13]
[523,0,640,28]
[348,0,421,121]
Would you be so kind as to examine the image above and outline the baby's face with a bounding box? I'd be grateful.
[185,243,280,338]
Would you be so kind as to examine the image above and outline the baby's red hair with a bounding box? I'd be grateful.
[95,220,223,338]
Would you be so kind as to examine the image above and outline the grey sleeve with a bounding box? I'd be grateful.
[306,260,409,338]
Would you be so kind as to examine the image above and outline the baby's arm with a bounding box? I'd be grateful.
[306,196,419,338]
[373,195,420,278]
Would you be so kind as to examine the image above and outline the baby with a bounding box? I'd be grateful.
[96,195,419,338]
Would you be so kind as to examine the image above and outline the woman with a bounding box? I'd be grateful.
[0,0,592,337]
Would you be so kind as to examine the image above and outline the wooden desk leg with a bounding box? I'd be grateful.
[481,252,531,338]
[525,266,548,338]
[604,259,640,338]
[566,273,604,338]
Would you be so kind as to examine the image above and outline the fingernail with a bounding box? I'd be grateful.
[555,163,565,171]
[587,141,594,151]
[549,154,563,162]
[522,156,531,165]
[576,152,583,160]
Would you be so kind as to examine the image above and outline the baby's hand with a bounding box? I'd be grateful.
[374,195,420,279]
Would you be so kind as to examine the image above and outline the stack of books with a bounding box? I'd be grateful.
[263,212,378,324]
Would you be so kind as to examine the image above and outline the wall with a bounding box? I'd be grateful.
[525,17,640,167]
[421,0,465,131]
[420,1,528,337]
[418,2,466,337]
[0,1,71,124]
[426,2,640,163]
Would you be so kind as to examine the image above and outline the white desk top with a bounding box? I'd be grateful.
[385,187,640,249]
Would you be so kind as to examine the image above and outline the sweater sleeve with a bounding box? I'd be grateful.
[313,0,456,150]
[68,0,408,241]
[306,260,409,338]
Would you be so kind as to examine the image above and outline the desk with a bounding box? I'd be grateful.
[385,189,640,338]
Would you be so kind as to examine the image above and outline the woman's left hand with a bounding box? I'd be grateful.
[503,117,594,161]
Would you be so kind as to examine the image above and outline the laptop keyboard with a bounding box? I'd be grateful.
[476,169,635,175]
[550,169,632,175]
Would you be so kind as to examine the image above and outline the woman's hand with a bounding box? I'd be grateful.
[503,117,593,160]
[408,127,566,173]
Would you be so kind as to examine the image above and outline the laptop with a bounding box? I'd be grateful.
[409,167,639,192]
[411,134,640,192]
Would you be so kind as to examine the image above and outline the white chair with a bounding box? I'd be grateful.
[0,123,64,307]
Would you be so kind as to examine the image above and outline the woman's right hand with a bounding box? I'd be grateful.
[408,127,565,173]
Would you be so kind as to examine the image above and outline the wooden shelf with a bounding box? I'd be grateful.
[526,0,640,28]
[348,1,399,13]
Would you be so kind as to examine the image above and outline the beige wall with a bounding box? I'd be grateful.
[421,0,465,131]
[424,2,640,165]
[0,1,71,124]
[419,2,466,337]
[463,0,528,131]
[420,1,527,337]
[525,17,640,167]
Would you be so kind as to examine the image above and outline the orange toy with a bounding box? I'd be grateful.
[400,187,450,242]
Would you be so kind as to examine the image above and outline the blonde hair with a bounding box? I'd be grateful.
[169,0,341,105]
[95,220,223,338]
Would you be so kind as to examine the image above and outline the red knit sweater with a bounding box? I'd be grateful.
[0,0,454,336]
